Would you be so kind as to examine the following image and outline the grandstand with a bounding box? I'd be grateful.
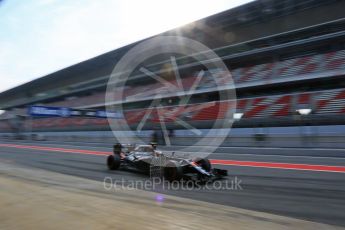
[0,0,344,148]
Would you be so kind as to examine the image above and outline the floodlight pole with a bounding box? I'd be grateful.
[296,109,312,140]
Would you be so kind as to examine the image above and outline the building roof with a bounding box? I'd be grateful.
[1,0,344,109]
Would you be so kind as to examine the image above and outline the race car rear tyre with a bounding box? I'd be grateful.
[164,161,183,182]
[107,154,121,170]
[193,157,211,172]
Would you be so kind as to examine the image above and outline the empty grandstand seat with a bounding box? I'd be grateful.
[22,88,345,131]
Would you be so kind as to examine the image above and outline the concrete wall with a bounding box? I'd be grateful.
[1,125,344,149]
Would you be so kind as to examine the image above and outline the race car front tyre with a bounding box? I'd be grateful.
[107,154,121,170]
[164,160,183,182]
[193,157,211,172]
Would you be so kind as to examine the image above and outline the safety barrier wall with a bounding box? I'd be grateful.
[1,126,344,150]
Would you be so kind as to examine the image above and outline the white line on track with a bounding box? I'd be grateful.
[211,153,345,160]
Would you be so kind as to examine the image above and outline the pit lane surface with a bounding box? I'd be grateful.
[0,140,344,227]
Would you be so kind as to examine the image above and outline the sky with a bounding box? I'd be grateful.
[0,0,253,94]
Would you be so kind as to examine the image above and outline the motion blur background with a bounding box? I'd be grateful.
[1,1,345,228]
[0,0,345,149]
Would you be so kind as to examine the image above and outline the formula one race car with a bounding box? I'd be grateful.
[106,143,227,182]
